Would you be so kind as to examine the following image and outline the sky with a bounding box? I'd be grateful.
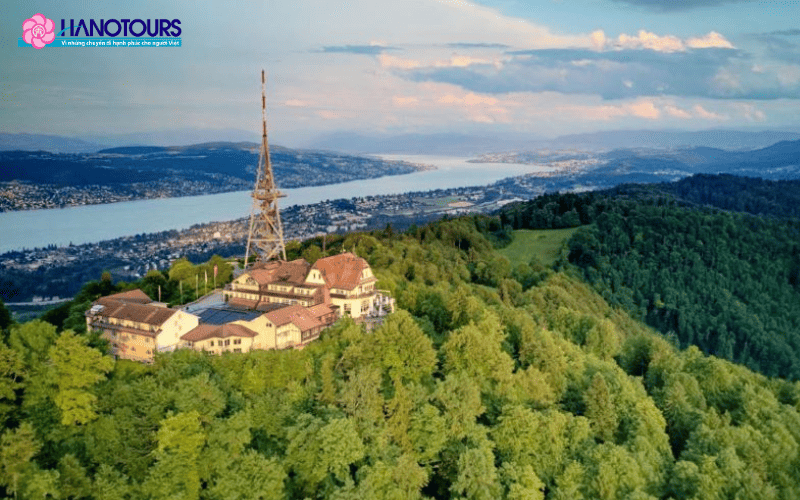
[2,0,800,146]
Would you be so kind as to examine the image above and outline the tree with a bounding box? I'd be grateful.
[0,422,41,499]
[49,330,114,426]
[443,312,514,391]
[351,454,427,500]
[8,320,57,367]
[451,440,501,500]
[501,462,545,500]
[285,414,365,496]
[173,372,226,426]
[0,342,24,426]
[143,411,206,500]
[302,245,323,264]
[584,373,618,443]
[205,450,286,500]
[372,310,437,384]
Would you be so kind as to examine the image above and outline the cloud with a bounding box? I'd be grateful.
[378,54,423,69]
[284,99,311,107]
[626,99,660,118]
[692,105,726,120]
[446,42,509,49]
[404,47,752,100]
[686,32,735,49]
[320,44,397,55]
[392,96,419,107]
[616,31,685,53]
[609,0,758,12]
[589,29,735,53]
[734,103,766,121]
[665,104,691,118]
[768,29,800,36]
[317,110,340,120]
[437,93,499,106]
[777,65,800,87]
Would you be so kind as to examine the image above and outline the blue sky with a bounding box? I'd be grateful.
[2,0,800,145]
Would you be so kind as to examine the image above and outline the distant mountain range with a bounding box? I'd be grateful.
[547,129,800,151]
[0,141,422,189]
[0,129,261,154]
[305,132,543,156]
[593,139,800,181]
[305,129,800,155]
[0,133,105,153]
[5,128,800,155]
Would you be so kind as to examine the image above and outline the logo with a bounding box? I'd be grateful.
[19,14,182,49]
[22,13,55,49]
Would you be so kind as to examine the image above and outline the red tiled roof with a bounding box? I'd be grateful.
[307,303,335,320]
[103,289,152,304]
[264,304,323,332]
[249,259,310,286]
[181,323,258,342]
[94,297,177,326]
[311,252,374,290]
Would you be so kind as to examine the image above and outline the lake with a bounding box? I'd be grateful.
[0,155,551,253]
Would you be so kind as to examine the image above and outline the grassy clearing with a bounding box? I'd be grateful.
[499,227,580,267]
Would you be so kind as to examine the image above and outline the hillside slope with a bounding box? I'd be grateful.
[500,180,800,379]
[1,216,799,499]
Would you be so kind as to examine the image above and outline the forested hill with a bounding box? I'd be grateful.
[0,143,422,189]
[2,216,800,499]
[605,174,800,219]
[499,178,800,379]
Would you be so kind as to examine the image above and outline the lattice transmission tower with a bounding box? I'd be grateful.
[244,70,287,267]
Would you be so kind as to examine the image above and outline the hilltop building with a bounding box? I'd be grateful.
[180,303,334,353]
[85,253,393,361]
[85,289,199,363]
[224,252,394,321]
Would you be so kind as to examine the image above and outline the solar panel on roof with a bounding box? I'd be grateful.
[196,308,261,325]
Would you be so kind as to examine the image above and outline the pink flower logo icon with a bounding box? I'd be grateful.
[23,13,55,49]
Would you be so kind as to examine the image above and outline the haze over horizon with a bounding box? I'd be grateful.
[3,0,800,147]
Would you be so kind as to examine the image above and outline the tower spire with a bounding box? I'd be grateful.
[244,70,287,267]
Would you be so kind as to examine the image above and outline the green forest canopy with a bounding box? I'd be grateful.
[499,184,800,380]
[0,213,799,499]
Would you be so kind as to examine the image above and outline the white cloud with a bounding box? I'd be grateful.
[777,65,800,87]
[665,105,691,118]
[626,99,661,118]
[617,30,685,53]
[692,105,726,120]
[378,54,422,69]
[392,96,419,107]
[437,92,499,106]
[734,103,766,121]
[686,31,735,49]
[284,99,310,107]
[589,29,734,53]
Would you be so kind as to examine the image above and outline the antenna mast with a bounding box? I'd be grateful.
[244,70,287,267]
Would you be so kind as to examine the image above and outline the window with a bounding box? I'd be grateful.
[233,339,242,345]
[147,350,151,355]
[209,341,214,347]
[225,339,231,346]
[234,348,242,353]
